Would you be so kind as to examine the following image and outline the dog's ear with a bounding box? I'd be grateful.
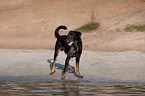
[77,32,82,37]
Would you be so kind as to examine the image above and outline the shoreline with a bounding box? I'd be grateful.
[0,49,145,83]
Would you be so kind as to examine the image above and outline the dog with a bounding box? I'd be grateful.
[50,25,84,79]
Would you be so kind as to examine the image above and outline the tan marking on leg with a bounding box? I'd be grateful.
[50,61,56,75]
[68,65,74,72]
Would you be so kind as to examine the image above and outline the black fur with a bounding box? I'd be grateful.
[50,25,83,79]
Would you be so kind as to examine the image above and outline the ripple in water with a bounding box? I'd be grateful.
[0,80,145,95]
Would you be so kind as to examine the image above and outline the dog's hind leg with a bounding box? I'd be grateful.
[50,49,60,75]
[76,56,84,78]
[61,56,71,79]
[68,65,74,72]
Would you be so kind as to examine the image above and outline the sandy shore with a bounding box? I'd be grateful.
[0,49,145,82]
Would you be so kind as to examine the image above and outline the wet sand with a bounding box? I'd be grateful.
[0,49,145,83]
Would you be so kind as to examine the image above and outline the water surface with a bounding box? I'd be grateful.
[0,76,145,96]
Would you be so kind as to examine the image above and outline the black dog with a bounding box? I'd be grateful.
[50,25,84,79]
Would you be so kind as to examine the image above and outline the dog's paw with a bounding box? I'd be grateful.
[61,76,66,80]
[61,73,66,80]
[50,70,56,75]
[77,74,84,78]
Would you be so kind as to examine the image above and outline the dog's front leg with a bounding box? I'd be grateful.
[76,56,84,78]
[50,49,60,75]
[61,56,70,79]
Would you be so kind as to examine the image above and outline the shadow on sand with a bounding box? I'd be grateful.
[47,59,78,77]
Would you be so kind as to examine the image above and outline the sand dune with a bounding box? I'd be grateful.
[0,0,145,51]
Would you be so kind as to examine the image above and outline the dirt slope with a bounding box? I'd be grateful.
[0,0,145,51]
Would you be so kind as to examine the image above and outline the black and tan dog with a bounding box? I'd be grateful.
[50,25,84,79]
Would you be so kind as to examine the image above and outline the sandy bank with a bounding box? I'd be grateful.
[0,0,145,51]
[0,49,145,82]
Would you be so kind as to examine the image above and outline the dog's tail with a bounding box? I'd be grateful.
[55,25,67,38]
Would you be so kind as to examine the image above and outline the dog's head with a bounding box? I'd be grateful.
[66,31,82,46]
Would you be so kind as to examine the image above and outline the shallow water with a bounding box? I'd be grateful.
[0,76,145,96]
